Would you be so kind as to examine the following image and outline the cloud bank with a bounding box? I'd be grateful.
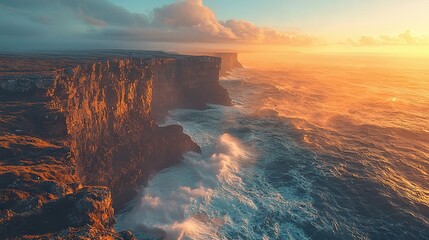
[0,0,316,50]
[348,30,429,46]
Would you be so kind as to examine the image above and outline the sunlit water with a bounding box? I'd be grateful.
[116,53,429,239]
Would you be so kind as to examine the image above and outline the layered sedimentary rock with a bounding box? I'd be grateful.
[0,51,232,239]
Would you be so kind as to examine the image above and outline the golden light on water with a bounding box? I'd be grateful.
[235,51,429,209]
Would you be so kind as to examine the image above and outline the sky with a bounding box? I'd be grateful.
[1,0,429,52]
[109,0,429,38]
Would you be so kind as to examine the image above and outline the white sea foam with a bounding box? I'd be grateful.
[116,133,249,239]
[119,56,429,239]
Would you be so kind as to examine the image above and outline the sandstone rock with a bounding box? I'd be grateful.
[0,50,231,239]
[0,187,115,239]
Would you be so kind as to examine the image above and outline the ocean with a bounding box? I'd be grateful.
[116,53,429,239]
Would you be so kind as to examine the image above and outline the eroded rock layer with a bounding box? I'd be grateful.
[0,51,232,239]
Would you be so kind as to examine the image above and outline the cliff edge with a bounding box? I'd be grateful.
[211,52,244,77]
[0,50,232,239]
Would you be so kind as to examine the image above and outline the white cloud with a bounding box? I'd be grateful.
[0,0,317,49]
[348,30,429,46]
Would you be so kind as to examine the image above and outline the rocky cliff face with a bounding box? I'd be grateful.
[211,52,244,77]
[0,51,231,239]
[151,56,231,117]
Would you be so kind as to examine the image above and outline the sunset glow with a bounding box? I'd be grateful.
[1,0,429,55]
[1,1,428,239]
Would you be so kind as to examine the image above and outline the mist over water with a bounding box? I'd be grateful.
[116,53,429,239]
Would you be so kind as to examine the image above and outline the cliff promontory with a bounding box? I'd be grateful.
[0,51,233,239]
[211,52,243,76]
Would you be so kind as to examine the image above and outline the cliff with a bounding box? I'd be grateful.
[210,52,243,77]
[150,56,231,117]
[0,51,231,239]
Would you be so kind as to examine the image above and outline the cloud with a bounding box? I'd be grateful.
[149,0,315,44]
[152,0,236,40]
[82,15,107,28]
[0,0,148,27]
[221,19,317,45]
[0,0,316,50]
[348,30,429,46]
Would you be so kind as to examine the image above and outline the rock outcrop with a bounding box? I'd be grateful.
[0,50,232,239]
[151,56,232,117]
[210,52,243,76]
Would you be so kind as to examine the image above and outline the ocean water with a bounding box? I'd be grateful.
[116,53,429,239]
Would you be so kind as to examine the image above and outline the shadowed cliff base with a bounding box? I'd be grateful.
[0,50,238,239]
